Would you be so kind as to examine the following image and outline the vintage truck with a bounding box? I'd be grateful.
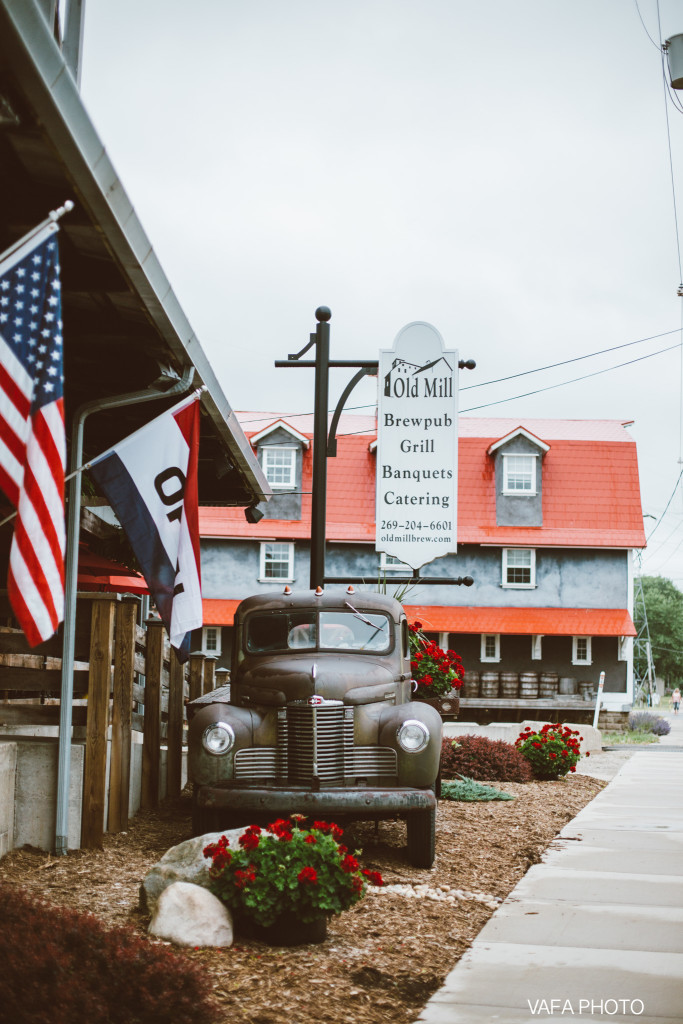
[187,586,443,867]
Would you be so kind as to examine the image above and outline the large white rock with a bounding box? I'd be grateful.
[148,881,233,947]
[140,828,246,914]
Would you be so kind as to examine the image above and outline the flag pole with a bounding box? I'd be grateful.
[55,367,195,856]
[0,200,74,266]
[0,387,207,532]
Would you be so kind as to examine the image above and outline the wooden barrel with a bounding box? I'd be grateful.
[519,671,539,698]
[539,672,559,698]
[479,671,500,698]
[462,671,480,698]
[559,676,577,695]
[500,672,519,698]
[578,681,594,701]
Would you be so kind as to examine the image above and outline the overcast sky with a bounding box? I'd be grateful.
[78,0,683,584]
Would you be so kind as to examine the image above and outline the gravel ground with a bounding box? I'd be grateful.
[575,746,635,782]
[0,772,604,1024]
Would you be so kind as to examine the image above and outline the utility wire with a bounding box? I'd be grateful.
[634,0,663,49]
[239,327,680,426]
[646,466,683,543]
[460,342,680,413]
[460,328,680,391]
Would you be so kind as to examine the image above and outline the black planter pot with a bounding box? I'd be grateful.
[240,912,328,946]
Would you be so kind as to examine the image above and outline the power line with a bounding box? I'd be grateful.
[460,341,680,414]
[646,466,683,543]
[633,0,662,50]
[460,328,681,392]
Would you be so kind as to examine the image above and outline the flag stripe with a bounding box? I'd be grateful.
[0,227,65,646]
[8,543,57,645]
[89,396,203,660]
[91,451,179,627]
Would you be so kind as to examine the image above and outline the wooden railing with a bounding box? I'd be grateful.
[0,593,225,849]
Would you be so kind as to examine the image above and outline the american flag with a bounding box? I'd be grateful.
[0,223,65,645]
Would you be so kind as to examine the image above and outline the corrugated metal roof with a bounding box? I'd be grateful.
[404,606,637,636]
[200,412,646,549]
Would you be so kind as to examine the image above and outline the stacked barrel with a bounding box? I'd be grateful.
[462,671,481,698]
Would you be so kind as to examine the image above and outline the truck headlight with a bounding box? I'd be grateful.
[397,719,429,753]
[202,722,235,755]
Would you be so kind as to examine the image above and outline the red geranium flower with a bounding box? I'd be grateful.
[297,866,318,885]
[362,869,384,886]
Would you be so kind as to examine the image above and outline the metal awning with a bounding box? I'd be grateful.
[0,0,270,508]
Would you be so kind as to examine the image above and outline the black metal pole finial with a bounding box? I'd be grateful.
[315,306,332,323]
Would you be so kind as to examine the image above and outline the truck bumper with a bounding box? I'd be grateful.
[195,783,436,818]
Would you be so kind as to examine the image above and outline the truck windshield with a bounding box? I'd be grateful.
[319,611,391,651]
[246,612,316,653]
[244,611,392,653]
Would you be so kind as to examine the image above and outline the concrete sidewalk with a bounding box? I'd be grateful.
[416,713,683,1024]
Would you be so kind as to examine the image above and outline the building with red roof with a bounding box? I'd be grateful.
[198,413,645,712]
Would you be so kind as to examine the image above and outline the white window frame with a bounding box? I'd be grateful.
[480,633,501,662]
[502,548,536,588]
[379,552,411,573]
[202,626,221,656]
[502,453,537,495]
[572,636,592,666]
[259,541,295,582]
[261,446,297,490]
[531,634,543,660]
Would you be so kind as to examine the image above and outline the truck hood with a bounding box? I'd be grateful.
[236,654,397,706]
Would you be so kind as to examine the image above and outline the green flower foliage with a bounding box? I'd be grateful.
[440,776,514,801]
[408,621,464,698]
[204,818,383,927]
[515,723,583,780]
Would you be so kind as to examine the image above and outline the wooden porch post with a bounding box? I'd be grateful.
[188,651,205,703]
[108,597,138,833]
[166,648,185,800]
[81,597,116,849]
[202,655,217,695]
[141,616,164,810]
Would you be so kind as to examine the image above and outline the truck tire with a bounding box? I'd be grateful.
[406,805,436,868]
[191,797,222,837]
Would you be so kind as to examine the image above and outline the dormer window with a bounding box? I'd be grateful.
[262,446,296,490]
[488,427,549,528]
[503,454,537,495]
[250,419,309,521]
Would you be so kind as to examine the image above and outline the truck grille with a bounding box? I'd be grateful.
[233,703,397,786]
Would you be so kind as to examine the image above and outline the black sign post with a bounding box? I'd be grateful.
[275,307,475,591]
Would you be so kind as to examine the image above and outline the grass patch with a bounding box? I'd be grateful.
[601,729,660,745]
[440,776,515,801]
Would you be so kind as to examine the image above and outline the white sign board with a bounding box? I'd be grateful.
[375,322,458,570]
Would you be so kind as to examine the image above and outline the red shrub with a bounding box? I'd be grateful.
[440,734,533,782]
[0,886,219,1024]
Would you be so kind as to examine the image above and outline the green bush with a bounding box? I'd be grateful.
[514,723,582,779]
[440,735,533,782]
[0,886,219,1024]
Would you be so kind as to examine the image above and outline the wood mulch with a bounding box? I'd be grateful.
[0,774,604,1024]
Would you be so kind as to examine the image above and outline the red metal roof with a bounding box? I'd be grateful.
[403,606,636,637]
[202,599,635,637]
[203,599,241,625]
[199,414,645,549]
